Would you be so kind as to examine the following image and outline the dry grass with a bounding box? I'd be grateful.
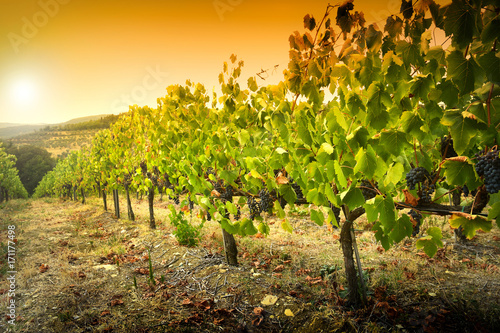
[0,196,499,332]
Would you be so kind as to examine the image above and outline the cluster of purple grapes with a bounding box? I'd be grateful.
[406,167,435,203]
[409,209,422,237]
[475,149,500,194]
[360,179,378,200]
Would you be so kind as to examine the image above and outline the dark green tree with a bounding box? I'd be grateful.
[7,145,56,196]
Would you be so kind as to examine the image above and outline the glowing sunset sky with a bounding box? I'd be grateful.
[0,0,446,124]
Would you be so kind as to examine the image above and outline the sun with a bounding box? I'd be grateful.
[10,77,38,107]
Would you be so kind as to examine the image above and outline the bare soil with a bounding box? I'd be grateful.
[1,197,500,332]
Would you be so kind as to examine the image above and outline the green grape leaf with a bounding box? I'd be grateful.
[248,77,258,92]
[379,130,410,157]
[364,195,396,231]
[334,160,347,188]
[340,186,365,211]
[281,184,298,205]
[273,200,286,219]
[225,201,238,215]
[221,217,240,235]
[437,80,459,108]
[409,73,434,101]
[281,219,293,233]
[347,126,369,151]
[441,110,484,155]
[442,158,480,188]
[396,40,424,68]
[298,120,313,146]
[447,50,484,96]
[477,52,500,85]
[353,146,378,178]
[487,202,500,228]
[481,17,500,44]
[321,142,334,155]
[449,214,492,239]
[384,162,405,187]
[366,24,383,51]
[401,111,425,141]
[258,222,270,235]
[310,209,325,226]
[425,46,446,66]
[276,147,288,155]
[390,215,413,243]
[416,227,443,257]
[372,222,391,250]
[346,92,366,115]
[241,218,258,236]
[443,0,480,49]
[384,15,403,38]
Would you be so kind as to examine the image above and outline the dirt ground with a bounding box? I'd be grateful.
[1,196,499,332]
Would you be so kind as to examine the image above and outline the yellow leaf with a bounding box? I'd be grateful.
[284,309,294,317]
[261,295,278,306]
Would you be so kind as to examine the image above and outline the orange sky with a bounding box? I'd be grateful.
[0,0,447,124]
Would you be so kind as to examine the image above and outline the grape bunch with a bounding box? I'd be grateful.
[360,179,378,200]
[234,207,241,221]
[172,195,180,205]
[188,197,194,210]
[139,161,147,175]
[475,149,500,194]
[221,185,233,202]
[291,182,303,199]
[406,167,435,203]
[247,196,261,220]
[406,167,431,190]
[462,185,469,197]
[420,179,435,203]
[408,209,422,237]
[206,211,212,221]
[259,188,272,212]
[440,136,457,159]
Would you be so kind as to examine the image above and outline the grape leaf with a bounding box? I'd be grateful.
[441,110,484,155]
[449,214,492,239]
[481,17,500,44]
[416,227,443,257]
[281,219,293,233]
[353,146,377,178]
[443,0,480,49]
[477,52,500,85]
[389,215,413,243]
[304,14,316,31]
[340,186,365,211]
[446,50,484,96]
[487,202,500,228]
[380,130,410,157]
[310,209,325,226]
[442,159,480,188]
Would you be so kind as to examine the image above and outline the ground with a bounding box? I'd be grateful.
[1,196,499,332]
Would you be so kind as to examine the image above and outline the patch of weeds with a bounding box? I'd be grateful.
[57,310,73,322]
[168,205,203,247]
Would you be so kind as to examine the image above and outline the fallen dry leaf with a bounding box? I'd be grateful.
[261,295,278,306]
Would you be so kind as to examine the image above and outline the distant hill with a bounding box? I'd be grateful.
[2,114,121,159]
[0,122,27,129]
[0,114,115,139]
[0,124,49,138]
[59,114,113,126]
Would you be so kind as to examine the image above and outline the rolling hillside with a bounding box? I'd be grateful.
[1,114,120,159]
